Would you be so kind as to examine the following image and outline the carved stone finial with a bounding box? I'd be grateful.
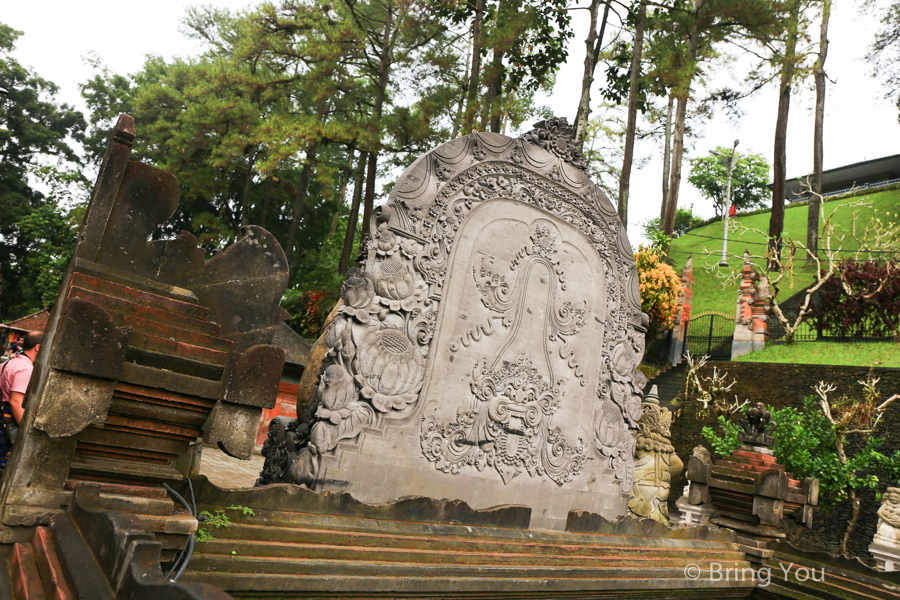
[644,385,660,405]
[737,402,777,448]
[518,117,588,172]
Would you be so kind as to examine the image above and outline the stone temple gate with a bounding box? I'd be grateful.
[262,119,650,529]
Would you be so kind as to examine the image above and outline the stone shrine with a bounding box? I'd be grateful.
[262,118,649,529]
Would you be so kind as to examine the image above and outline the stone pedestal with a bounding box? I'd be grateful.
[668,257,693,366]
[683,404,818,565]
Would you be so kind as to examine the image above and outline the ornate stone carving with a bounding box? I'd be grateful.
[738,402,777,447]
[628,386,683,524]
[259,125,647,528]
[421,357,585,486]
[519,117,588,172]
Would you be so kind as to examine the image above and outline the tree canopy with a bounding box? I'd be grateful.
[687,148,771,216]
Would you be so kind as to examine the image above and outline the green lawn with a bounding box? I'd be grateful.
[733,341,900,368]
[667,187,900,315]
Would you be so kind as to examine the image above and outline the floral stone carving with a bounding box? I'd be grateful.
[258,123,647,529]
[628,385,683,525]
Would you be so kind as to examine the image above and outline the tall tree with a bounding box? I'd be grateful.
[660,94,673,220]
[0,23,85,319]
[657,0,779,237]
[808,0,832,263]
[617,0,648,231]
[769,0,804,266]
[574,0,613,141]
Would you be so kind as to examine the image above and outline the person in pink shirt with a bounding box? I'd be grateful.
[0,331,41,469]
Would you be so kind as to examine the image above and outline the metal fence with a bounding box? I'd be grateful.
[684,311,734,360]
[788,177,900,203]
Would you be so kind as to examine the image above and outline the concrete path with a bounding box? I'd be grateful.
[198,445,264,489]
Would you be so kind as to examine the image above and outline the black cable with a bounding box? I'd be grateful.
[162,482,196,582]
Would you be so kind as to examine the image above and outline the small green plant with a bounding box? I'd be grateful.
[194,505,254,542]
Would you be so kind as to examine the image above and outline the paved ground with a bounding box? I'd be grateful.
[198,445,265,489]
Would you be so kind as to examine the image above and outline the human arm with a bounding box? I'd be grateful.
[9,391,24,424]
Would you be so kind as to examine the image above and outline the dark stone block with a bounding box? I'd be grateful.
[185,475,532,530]
[53,297,130,380]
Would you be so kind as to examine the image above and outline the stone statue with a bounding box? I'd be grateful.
[628,385,683,525]
[259,118,649,530]
[871,487,900,571]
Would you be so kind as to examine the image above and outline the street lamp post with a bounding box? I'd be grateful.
[710,140,739,266]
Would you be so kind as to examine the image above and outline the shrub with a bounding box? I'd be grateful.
[811,260,900,340]
[635,246,683,340]
[282,289,335,338]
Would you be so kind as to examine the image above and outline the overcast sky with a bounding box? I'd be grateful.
[4,0,898,246]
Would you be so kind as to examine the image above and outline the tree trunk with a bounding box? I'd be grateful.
[360,1,395,247]
[360,151,378,250]
[259,175,273,228]
[239,147,257,228]
[808,0,831,263]
[770,0,802,269]
[285,141,319,268]
[486,49,505,133]
[662,0,704,237]
[841,488,860,556]
[617,0,647,232]
[663,94,689,236]
[574,0,612,141]
[340,150,367,273]
[463,0,485,134]
[452,37,472,139]
[661,95,674,221]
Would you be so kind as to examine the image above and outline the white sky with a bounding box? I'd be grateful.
[4,0,898,245]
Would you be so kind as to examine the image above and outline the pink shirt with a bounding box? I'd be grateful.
[0,355,33,405]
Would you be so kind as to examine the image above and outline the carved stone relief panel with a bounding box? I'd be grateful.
[260,120,648,528]
[419,202,603,489]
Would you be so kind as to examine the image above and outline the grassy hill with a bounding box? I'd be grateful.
[666,187,900,315]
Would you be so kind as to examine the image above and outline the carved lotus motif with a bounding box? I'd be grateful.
[324,316,355,365]
[340,269,376,323]
[316,364,358,418]
[375,258,426,311]
[399,238,422,259]
[374,229,400,256]
[354,327,425,412]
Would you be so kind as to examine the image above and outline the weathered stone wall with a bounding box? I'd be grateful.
[669,360,900,560]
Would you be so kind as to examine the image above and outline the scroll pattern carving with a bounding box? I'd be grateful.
[261,124,647,493]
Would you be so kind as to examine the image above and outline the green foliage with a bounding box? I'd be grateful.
[642,207,704,239]
[195,505,254,542]
[687,148,771,216]
[703,398,900,510]
[0,23,86,319]
[702,415,741,457]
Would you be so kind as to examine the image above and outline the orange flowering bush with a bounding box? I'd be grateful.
[635,246,683,340]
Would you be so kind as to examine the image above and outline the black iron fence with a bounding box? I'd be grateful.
[684,311,734,360]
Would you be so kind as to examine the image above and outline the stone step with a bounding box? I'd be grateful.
[193,537,745,569]
[70,271,207,320]
[186,553,748,582]
[193,508,742,553]
[186,570,757,598]
[197,523,745,560]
